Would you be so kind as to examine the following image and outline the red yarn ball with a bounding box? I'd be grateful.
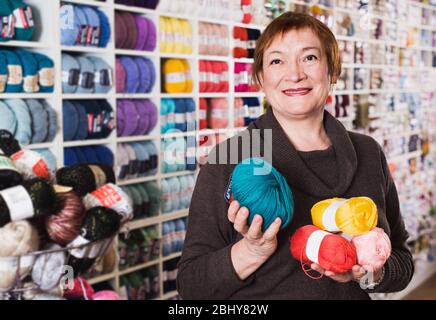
[290,225,357,274]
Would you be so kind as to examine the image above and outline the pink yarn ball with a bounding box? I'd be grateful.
[351,227,392,272]
[92,291,121,300]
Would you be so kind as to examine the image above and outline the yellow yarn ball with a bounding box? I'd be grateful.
[163,59,187,93]
[159,17,168,53]
[311,196,378,236]
[182,60,193,93]
[181,20,193,54]
[170,18,184,54]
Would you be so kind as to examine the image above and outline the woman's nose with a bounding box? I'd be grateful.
[285,60,306,82]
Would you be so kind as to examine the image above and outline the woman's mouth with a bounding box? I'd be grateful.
[282,88,312,96]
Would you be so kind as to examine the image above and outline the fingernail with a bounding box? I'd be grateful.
[275,218,281,224]
[255,214,261,222]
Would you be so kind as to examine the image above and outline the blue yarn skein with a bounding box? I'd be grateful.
[60,4,80,46]
[95,9,110,48]
[27,99,49,143]
[231,157,294,231]
[6,99,32,145]
[42,101,57,142]
[0,101,17,135]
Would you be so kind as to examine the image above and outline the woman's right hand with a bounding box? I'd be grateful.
[228,200,282,280]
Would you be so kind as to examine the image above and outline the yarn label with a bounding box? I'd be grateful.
[199,109,207,119]
[11,150,51,180]
[322,199,348,232]
[175,114,186,123]
[69,236,109,259]
[13,7,34,29]
[95,69,113,87]
[23,76,39,93]
[79,72,95,89]
[39,68,55,87]
[305,230,330,264]
[248,106,262,119]
[7,65,23,85]
[1,15,15,39]
[0,156,18,172]
[90,184,124,209]
[247,40,256,49]
[166,72,185,84]
[211,109,227,118]
[0,185,34,221]
[88,165,107,188]
[224,176,233,204]
[0,75,6,92]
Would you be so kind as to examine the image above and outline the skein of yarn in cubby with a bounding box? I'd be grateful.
[199,98,208,130]
[231,157,294,231]
[311,197,378,236]
[290,225,357,274]
[208,98,229,129]
[0,220,39,292]
[243,97,262,125]
[162,59,192,93]
[159,17,193,54]
[234,97,245,127]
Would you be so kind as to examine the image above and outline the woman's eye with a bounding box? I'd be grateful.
[270,59,281,65]
[304,55,318,62]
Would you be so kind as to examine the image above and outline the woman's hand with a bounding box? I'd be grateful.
[310,263,384,286]
[228,200,282,280]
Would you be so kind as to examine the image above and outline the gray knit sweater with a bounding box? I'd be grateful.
[177,108,414,299]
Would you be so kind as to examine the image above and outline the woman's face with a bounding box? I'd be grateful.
[260,28,331,120]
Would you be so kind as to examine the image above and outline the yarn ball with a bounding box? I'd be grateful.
[311,197,378,236]
[64,277,95,300]
[231,157,294,231]
[92,290,120,300]
[0,155,23,190]
[290,225,357,274]
[0,220,39,291]
[32,243,66,290]
[11,149,53,180]
[45,191,86,245]
[351,227,391,272]
[56,163,116,197]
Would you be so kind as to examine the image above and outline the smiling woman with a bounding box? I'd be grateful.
[176,12,414,300]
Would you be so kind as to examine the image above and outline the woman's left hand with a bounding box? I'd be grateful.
[310,263,383,284]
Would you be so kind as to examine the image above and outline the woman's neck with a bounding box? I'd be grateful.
[273,108,331,152]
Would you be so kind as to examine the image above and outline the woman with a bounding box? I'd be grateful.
[177,12,414,299]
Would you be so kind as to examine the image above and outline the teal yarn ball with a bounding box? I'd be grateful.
[231,157,294,231]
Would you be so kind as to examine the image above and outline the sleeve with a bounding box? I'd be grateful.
[176,163,256,300]
[365,147,414,293]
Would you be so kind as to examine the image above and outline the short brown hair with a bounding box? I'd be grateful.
[253,12,341,85]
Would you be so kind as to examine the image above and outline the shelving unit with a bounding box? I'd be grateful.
[0,0,435,300]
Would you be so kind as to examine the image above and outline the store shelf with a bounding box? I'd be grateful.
[162,131,196,139]
[119,259,160,277]
[160,93,195,98]
[115,49,156,57]
[233,57,254,63]
[0,40,49,49]
[233,92,264,97]
[62,94,113,100]
[198,17,231,26]
[160,53,195,59]
[62,0,109,7]
[161,290,179,300]
[232,21,266,31]
[0,93,53,99]
[159,11,193,20]
[123,209,189,232]
[161,171,196,179]
[114,3,156,15]
[61,45,108,54]
[87,272,117,285]
[117,175,159,186]
[64,139,112,148]
[25,142,54,150]
[116,93,156,99]
[198,55,230,62]
[162,252,182,262]
[117,135,159,143]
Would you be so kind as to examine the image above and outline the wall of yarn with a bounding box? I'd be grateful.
[116,99,158,137]
[62,54,113,94]
[115,11,156,51]
[0,99,57,145]
[119,266,159,300]
[0,0,36,42]
[63,100,114,141]
[64,145,114,167]
[163,257,181,295]
[232,26,261,59]
[199,97,229,129]
[0,49,54,93]
[59,3,110,48]
[234,62,258,92]
[161,137,197,173]
[199,60,229,93]
[118,226,160,270]
[241,97,262,126]
[159,17,193,54]
[121,181,161,220]
[116,56,156,94]
[161,175,195,214]
[160,98,196,133]
[162,218,188,257]
[161,58,193,93]
[116,141,158,181]
[198,22,229,56]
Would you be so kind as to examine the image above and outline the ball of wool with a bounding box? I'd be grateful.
[56,163,115,197]
[15,49,38,93]
[60,4,80,45]
[82,146,99,163]
[116,144,129,180]
[118,100,139,137]
[120,56,140,93]
[63,100,79,141]
[95,9,110,48]
[351,227,391,272]
[32,243,66,290]
[42,101,58,142]
[185,135,196,171]
[133,57,151,94]
[135,184,150,217]
[290,225,357,274]
[34,149,57,173]
[209,97,228,129]
[311,197,378,236]
[133,142,149,177]
[168,177,181,211]
[0,51,8,92]
[160,98,168,133]
[144,181,161,216]
[143,57,155,92]
[82,6,100,47]
[231,157,294,231]
[115,11,128,49]
[4,99,32,145]
[71,101,88,141]
[32,52,55,93]
[76,56,95,93]
[143,141,158,175]
[9,0,34,41]
[87,56,113,94]
[119,12,138,49]
[0,220,39,292]
[115,58,126,93]
[64,148,78,166]
[161,179,172,213]
[0,154,22,191]
[74,147,88,164]
[10,149,53,180]
[126,185,142,218]
[74,6,89,46]
[143,17,157,51]
[83,183,133,223]
[81,100,102,139]
[97,100,114,138]
[174,99,186,132]
[159,16,169,53]
[182,59,193,92]
[163,59,186,93]
[63,277,95,299]
[124,143,138,177]
[134,15,148,51]
[0,101,17,135]
[132,100,150,136]
[26,100,49,144]
[0,1,14,42]
[144,100,158,134]
[92,290,120,300]
[165,98,176,132]
[181,19,193,54]
[199,98,207,130]
[2,49,23,93]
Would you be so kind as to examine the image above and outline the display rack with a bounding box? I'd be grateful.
[0,0,435,300]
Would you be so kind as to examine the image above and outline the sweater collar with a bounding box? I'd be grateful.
[250,107,357,198]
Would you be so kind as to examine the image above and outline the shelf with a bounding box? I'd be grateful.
[162,252,182,262]
[25,142,53,150]
[198,17,231,26]
[116,93,156,99]
[64,139,112,147]
[62,94,112,100]
[0,40,49,49]
[118,259,160,277]
[115,49,156,57]
[114,3,156,15]
[198,128,229,136]
[117,135,159,143]
[87,272,117,285]
[233,92,264,98]
[161,131,196,139]
[160,53,195,59]
[161,171,196,179]
[62,0,109,7]
[161,290,179,300]
[160,93,195,98]
[117,175,159,186]
[198,55,230,62]
[233,57,254,63]
[0,93,53,99]
[159,12,193,20]
[61,45,109,54]
[123,209,189,232]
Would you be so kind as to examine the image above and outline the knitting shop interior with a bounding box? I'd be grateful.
[0,0,435,302]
